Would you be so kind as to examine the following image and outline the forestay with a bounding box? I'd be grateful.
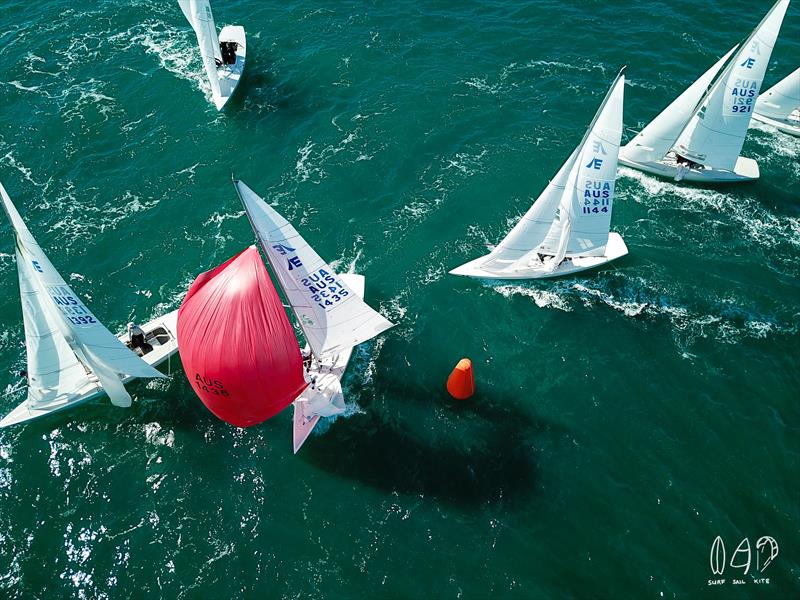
[622,48,737,164]
[234,180,395,360]
[673,0,789,169]
[178,0,222,99]
[755,67,800,122]
[0,183,165,409]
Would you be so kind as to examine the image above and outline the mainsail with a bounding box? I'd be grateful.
[755,67,800,122]
[179,0,222,99]
[234,180,395,360]
[622,47,737,165]
[0,183,165,409]
[177,247,307,427]
[478,69,625,269]
[673,0,789,169]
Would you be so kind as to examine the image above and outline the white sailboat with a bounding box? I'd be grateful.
[178,0,246,110]
[752,67,800,136]
[450,68,627,280]
[233,180,395,453]
[620,0,790,183]
[0,183,180,427]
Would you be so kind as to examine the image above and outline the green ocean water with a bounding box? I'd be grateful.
[0,0,798,597]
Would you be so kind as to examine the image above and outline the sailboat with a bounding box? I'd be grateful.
[752,67,800,136]
[178,0,246,110]
[0,182,180,427]
[619,0,790,183]
[450,68,627,280]
[177,180,394,452]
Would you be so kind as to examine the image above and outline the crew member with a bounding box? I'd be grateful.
[127,322,152,354]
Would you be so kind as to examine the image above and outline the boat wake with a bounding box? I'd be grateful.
[618,167,800,257]
[488,271,798,351]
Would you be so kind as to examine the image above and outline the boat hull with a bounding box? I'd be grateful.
[450,232,628,280]
[752,112,800,137]
[214,25,246,110]
[292,273,365,453]
[0,310,180,427]
[618,153,759,183]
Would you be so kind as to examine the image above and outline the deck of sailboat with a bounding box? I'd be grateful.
[618,154,760,183]
[450,233,628,280]
[752,112,800,137]
[0,310,180,427]
[214,25,246,110]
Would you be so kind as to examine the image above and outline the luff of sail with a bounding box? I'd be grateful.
[0,182,166,408]
[621,47,737,165]
[755,67,800,122]
[234,180,395,360]
[673,0,790,170]
[180,0,222,100]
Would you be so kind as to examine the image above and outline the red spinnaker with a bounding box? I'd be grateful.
[177,246,306,427]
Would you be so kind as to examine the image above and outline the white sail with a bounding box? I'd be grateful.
[756,67,800,122]
[622,47,737,164]
[234,180,395,359]
[492,69,625,267]
[477,145,580,270]
[563,71,624,256]
[673,0,789,170]
[0,183,165,408]
[180,0,222,100]
[16,244,91,408]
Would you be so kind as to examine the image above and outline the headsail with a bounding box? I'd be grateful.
[755,67,800,122]
[234,180,395,360]
[622,47,737,164]
[177,247,307,427]
[0,183,165,409]
[673,0,789,169]
[180,0,222,99]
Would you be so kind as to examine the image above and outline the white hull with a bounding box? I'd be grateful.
[0,310,180,427]
[450,232,628,280]
[292,273,364,453]
[752,111,800,137]
[618,153,759,183]
[213,25,246,110]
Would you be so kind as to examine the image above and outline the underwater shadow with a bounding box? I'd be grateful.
[303,379,567,510]
[225,48,327,119]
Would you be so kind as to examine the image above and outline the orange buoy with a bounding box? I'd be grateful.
[447,358,475,400]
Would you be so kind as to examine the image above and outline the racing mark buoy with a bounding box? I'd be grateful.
[447,358,474,400]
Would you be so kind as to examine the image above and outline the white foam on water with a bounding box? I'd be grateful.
[295,140,317,183]
[490,282,574,312]
[619,167,800,251]
[120,20,210,101]
[143,422,175,448]
[4,81,40,92]
[48,190,160,238]
[2,151,45,188]
[488,269,797,351]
